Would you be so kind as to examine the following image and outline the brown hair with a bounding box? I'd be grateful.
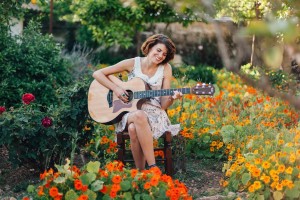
[141,34,176,65]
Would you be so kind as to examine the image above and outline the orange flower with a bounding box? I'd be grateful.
[74,179,83,190]
[106,163,115,172]
[144,182,151,190]
[111,184,121,192]
[78,194,89,200]
[38,186,45,196]
[22,197,30,200]
[82,185,88,192]
[131,169,138,178]
[100,185,108,194]
[99,169,108,177]
[110,190,117,198]
[150,175,160,186]
[40,170,47,180]
[49,186,59,198]
[112,175,122,184]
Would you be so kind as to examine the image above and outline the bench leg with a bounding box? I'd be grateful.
[164,131,173,176]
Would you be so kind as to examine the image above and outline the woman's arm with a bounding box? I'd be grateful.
[93,58,134,100]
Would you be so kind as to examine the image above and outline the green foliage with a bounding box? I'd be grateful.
[241,63,297,90]
[173,64,216,84]
[0,21,71,108]
[0,0,30,23]
[45,0,197,49]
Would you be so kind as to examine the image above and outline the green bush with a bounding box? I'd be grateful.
[173,64,216,84]
[0,21,71,108]
[0,76,94,170]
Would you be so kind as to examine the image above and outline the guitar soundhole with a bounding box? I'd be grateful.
[126,90,133,102]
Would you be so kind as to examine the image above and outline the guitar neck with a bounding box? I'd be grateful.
[133,88,191,99]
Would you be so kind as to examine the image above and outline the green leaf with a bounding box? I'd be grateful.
[123,192,133,200]
[65,189,79,200]
[53,176,66,184]
[91,180,104,191]
[141,193,152,200]
[26,185,35,193]
[80,172,96,185]
[241,173,251,185]
[273,191,283,200]
[221,125,235,143]
[121,180,131,191]
[286,187,300,199]
[85,189,97,200]
[134,194,141,200]
[203,135,211,143]
[86,161,100,173]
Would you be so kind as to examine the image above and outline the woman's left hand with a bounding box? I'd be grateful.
[171,91,183,100]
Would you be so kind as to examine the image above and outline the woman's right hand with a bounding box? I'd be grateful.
[114,87,128,102]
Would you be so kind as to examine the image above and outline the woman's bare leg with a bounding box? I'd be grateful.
[127,110,156,167]
[128,123,146,169]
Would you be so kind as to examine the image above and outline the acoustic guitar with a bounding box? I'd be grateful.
[88,76,215,125]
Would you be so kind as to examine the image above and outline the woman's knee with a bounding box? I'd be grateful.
[132,110,148,123]
[128,123,137,140]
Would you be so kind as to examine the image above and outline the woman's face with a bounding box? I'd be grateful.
[147,43,168,65]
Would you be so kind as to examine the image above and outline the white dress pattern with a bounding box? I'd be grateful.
[115,57,181,139]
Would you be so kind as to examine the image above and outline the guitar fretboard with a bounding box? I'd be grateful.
[134,88,190,99]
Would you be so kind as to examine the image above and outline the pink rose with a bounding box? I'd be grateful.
[22,93,35,105]
[0,106,6,114]
[41,117,53,128]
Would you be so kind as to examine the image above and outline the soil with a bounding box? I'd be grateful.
[0,147,224,200]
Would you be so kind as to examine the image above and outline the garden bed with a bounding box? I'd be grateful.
[0,146,224,199]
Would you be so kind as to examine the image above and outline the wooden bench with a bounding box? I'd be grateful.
[116,131,173,176]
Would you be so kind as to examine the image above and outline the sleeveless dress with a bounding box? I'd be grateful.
[115,57,181,139]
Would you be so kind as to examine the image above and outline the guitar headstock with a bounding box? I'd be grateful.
[191,83,215,96]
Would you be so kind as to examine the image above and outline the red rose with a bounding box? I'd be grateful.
[22,93,35,105]
[0,106,6,114]
[41,117,53,128]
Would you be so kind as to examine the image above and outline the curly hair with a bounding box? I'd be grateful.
[141,34,176,65]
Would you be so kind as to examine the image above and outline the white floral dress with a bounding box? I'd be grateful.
[115,57,181,139]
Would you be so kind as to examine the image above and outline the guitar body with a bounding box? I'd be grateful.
[88,77,146,125]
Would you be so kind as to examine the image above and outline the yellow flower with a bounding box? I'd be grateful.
[253,181,261,190]
[278,139,284,145]
[262,161,271,169]
[277,164,285,173]
[289,154,296,163]
[276,182,283,191]
[285,167,293,174]
[211,141,217,147]
[248,184,255,193]
[217,142,224,148]
[260,175,270,184]
[254,158,262,165]
[272,175,279,182]
[251,168,261,178]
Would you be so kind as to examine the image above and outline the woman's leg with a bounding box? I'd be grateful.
[127,123,146,169]
[127,110,156,167]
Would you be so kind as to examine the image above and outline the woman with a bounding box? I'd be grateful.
[93,34,182,170]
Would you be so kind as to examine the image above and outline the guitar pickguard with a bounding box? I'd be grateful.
[112,100,132,113]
